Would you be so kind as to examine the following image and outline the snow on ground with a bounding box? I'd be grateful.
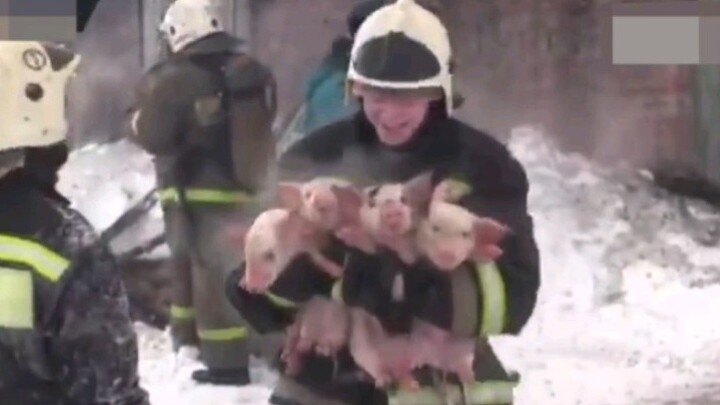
[58,129,720,405]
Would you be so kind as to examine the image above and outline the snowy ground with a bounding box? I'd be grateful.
[58,127,720,405]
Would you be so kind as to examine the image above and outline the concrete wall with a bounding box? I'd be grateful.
[69,0,703,171]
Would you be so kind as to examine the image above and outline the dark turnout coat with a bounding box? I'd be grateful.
[227,108,541,404]
[0,170,149,405]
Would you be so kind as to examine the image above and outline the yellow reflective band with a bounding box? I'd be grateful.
[0,268,34,329]
[463,380,517,404]
[388,380,517,405]
[197,327,247,341]
[265,292,298,309]
[157,187,261,205]
[443,178,472,202]
[330,280,343,303]
[0,234,69,282]
[477,262,507,336]
[170,305,195,320]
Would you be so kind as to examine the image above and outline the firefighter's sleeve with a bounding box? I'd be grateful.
[129,66,187,156]
[226,253,338,334]
[49,246,150,405]
[444,153,541,337]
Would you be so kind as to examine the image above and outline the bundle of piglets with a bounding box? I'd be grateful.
[226,172,510,389]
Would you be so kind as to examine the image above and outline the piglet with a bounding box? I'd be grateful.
[348,307,420,390]
[408,319,477,383]
[228,208,342,294]
[276,177,364,232]
[281,296,350,374]
[416,198,510,272]
[337,171,435,265]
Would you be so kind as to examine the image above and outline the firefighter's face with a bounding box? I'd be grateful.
[359,88,432,146]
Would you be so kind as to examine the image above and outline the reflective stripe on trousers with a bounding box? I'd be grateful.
[389,380,517,405]
[170,305,196,320]
[157,187,261,205]
[197,327,247,341]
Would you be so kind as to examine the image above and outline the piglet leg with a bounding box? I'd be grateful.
[409,319,477,382]
[281,320,305,375]
[379,334,420,391]
[438,336,477,383]
[281,296,350,372]
[307,249,344,278]
[335,225,377,254]
[348,308,395,388]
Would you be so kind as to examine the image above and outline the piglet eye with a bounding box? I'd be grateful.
[263,251,275,262]
[304,191,312,199]
[399,195,408,205]
[461,231,471,239]
[432,225,441,233]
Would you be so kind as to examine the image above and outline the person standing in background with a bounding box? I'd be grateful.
[130,0,278,385]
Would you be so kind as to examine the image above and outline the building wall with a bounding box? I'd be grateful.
[71,0,706,177]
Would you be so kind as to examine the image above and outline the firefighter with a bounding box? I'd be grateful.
[130,0,277,385]
[0,41,149,405]
[226,0,540,403]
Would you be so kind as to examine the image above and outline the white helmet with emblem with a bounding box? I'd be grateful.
[160,0,224,53]
[346,0,454,116]
[0,41,80,153]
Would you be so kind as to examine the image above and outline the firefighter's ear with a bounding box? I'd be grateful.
[277,182,304,211]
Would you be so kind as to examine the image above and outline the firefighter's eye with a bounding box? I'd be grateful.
[263,251,275,262]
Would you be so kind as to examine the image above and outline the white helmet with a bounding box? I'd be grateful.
[0,41,80,153]
[160,0,224,53]
[347,0,454,116]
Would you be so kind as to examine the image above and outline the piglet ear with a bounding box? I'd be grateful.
[331,185,363,225]
[472,217,510,261]
[277,182,304,211]
[403,171,435,215]
[473,217,510,245]
[362,185,380,205]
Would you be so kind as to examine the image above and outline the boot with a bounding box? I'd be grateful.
[191,367,251,386]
